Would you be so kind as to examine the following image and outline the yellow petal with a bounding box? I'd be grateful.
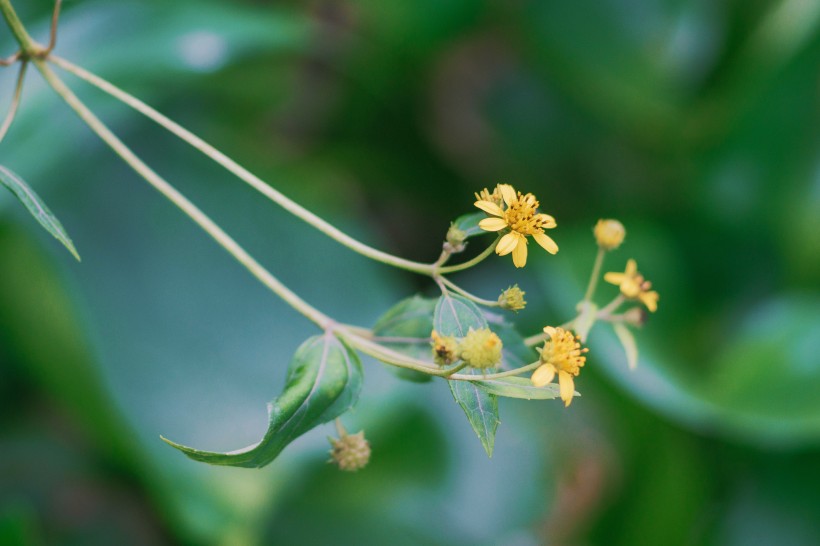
[498,184,517,207]
[558,371,575,407]
[495,232,519,256]
[640,291,659,312]
[536,214,557,228]
[531,364,556,387]
[511,237,528,268]
[532,231,558,254]
[620,279,641,298]
[479,217,509,232]
[474,200,504,217]
[604,272,625,286]
[625,259,637,276]
[543,326,557,338]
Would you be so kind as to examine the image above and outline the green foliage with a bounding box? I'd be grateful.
[0,165,79,261]
[162,334,362,468]
[371,295,436,383]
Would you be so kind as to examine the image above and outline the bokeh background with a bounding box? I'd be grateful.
[2,0,820,544]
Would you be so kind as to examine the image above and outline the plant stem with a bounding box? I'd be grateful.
[0,0,39,56]
[583,247,605,302]
[447,361,541,381]
[438,276,499,307]
[0,59,26,143]
[49,55,496,277]
[33,59,332,330]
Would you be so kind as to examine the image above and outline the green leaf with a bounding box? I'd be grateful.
[612,322,638,370]
[451,211,488,240]
[372,295,437,383]
[0,166,80,261]
[434,294,498,457]
[473,376,564,400]
[162,334,363,468]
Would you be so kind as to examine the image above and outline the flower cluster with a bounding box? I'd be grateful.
[605,259,659,312]
[430,327,503,369]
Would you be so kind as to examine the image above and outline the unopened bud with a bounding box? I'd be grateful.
[498,285,526,312]
[621,307,648,328]
[431,330,459,366]
[444,224,468,254]
[459,327,502,369]
[329,430,371,472]
[594,219,626,251]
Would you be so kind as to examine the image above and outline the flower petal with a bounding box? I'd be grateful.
[536,214,557,228]
[620,279,641,298]
[543,326,557,338]
[604,272,625,286]
[479,217,509,232]
[511,237,528,268]
[474,200,504,217]
[532,232,558,254]
[558,371,575,407]
[495,232,519,255]
[625,259,637,276]
[640,291,659,312]
[498,184,517,207]
[531,364,556,387]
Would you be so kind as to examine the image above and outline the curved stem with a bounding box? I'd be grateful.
[596,294,625,319]
[49,55,494,277]
[0,59,26,143]
[438,276,499,307]
[46,0,61,54]
[583,247,605,302]
[0,0,38,56]
[33,59,332,329]
[448,361,541,381]
[436,238,497,274]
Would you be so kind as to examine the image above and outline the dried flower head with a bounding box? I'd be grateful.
[474,184,558,268]
[594,219,626,251]
[498,284,527,311]
[329,431,371,472]
[531,326,588,407]
[431,330,460,366]
[459,327,503,369]
[604,259,659,312]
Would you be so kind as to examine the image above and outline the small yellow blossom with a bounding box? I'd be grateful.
[474,183,558,268]
[531,326,588,407]
[459,327,503,369]
[594,219,626,250]
[431,330,459,366]
[604,259,659,312]
[498,284,527,311]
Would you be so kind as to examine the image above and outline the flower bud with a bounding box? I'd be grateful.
[621,307,648,328]
[329,431,371,472]
[594,219,625,251]
[459,327,502,369]
[444,224,468,254]
[431,330,459,366]
[498,285,526,312]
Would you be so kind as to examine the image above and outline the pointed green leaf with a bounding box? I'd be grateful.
[162,334,363,468]
[451,211,489,239]
[434,293,498,457]
[372,295,437,383]
[0,165,80,261]
[612,322,638,370]
[473,376,566,400]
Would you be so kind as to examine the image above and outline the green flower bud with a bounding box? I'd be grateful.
[459,327,502,369]
[444,224,468,254]
[498,284,526,311]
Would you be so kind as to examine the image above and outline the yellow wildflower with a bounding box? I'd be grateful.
[594,219,625,250]
[604,259,659,312]
[328,431,371,471]
[474,183,558,268]
[459,327,503,369]
[498,284,527,311]
[531,327,588,407]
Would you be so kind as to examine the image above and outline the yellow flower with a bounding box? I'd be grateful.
[498,284,527,311]
[459,327,503,369]
[531,327,588,407]
[593,219,626,250]
[474,184,558,268]
[604,259,659,312]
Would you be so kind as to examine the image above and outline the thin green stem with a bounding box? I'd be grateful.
[0,59,26,143]
[583,247,605,302]
[596,294,625,319]
[438,276,499,307]
[33,59,332,329]
[49,55,495,277]
[448,361,541,381]
[436,237,498,274]
[334,418,346,438]
[0,0,39,56]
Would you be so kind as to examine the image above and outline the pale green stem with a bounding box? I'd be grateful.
[33,59,332,329]
[334,418,346,438]
[438,276,500,307]
[583,247,605,302]
[447,361,541,381]
[596,294,625,319]
[0,59,26,143]
[0,0,39,55]
[49,55,497,277]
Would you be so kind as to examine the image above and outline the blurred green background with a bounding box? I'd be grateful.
[1,0,819,544]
